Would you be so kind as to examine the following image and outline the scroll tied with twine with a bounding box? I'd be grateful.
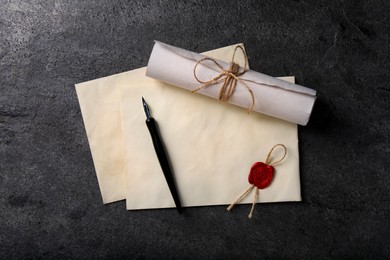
[192,46,279,112]
[146,42,317,125]
[227,144,287,219]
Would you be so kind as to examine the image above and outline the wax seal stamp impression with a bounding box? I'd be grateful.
[248,162,274,189]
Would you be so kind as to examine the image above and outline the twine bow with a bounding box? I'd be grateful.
[227,144,287,219]
[192,46,279,112]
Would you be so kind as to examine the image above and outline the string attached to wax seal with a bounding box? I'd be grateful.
[192,46,280,112]
[227,144,287,219]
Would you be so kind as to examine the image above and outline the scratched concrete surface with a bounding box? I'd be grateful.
[0,0,389,259]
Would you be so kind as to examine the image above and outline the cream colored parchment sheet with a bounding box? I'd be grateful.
[122,78,300,209]
[75,44,253,204]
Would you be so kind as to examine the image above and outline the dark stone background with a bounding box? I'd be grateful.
[1,0,389,259]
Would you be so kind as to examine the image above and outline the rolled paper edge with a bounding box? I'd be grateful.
[302,95,317,126]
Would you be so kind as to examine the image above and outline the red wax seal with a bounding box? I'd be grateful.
[248,162,274,189]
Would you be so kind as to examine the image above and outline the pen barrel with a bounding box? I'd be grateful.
[146,118,182,211]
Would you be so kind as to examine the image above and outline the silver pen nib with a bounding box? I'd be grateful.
[142,97,152,119]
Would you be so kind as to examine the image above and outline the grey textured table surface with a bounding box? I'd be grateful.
[1,0,389,259]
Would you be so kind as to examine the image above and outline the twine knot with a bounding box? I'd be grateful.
[192,46,255,112]
[192,46,282,112]
[228,61,240,74]
[218,61,242,103]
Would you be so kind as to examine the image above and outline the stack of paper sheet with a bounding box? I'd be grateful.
[75,43,304,210]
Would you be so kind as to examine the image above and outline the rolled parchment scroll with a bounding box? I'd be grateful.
[146,41,317,125]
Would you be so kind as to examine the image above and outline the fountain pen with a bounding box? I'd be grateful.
[142,97,182,213]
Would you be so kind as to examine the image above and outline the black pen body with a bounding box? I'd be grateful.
[145,117,182,212]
